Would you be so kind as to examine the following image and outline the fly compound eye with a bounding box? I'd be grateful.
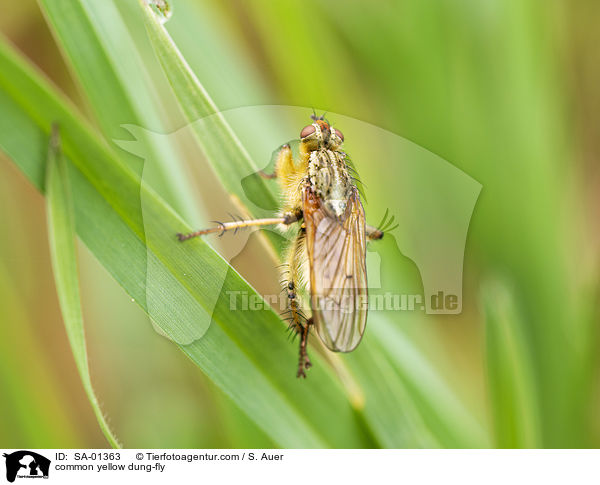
[334,129,344,142]
[300,124,316,138]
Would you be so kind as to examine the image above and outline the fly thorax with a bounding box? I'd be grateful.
[308,149,352,218]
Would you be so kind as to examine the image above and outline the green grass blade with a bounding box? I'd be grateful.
[482,279,541,448]
[138,0,278,215]
[45,125,121,448]
[0,36,369,448]
[38,0,204,225]
[164,0,269,110]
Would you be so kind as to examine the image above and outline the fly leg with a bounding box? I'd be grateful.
[177,211,301,241]
[367,209,399,240]
[282,229,312,378]
[259,169,277,179]
[366,224,384,240]
[258,142,294,180]
[298,317,313,377]
[287,280,312,378]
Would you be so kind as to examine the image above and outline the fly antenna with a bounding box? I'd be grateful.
[310,110,328,122]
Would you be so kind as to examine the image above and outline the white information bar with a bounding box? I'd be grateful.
[2,449,597,485]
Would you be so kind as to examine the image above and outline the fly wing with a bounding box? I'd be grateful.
[303,187,368,352]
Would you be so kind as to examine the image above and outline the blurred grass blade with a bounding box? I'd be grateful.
[482,279,541,448]
[0,36,369,448]
[0,259,84,447]
[45,124,121,448]
[386,321,488,447]
[343,335,440,448]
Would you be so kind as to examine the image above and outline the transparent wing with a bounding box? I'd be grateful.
[303,187,368,352]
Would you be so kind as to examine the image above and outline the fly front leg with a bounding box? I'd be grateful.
[258,170,277,179]
[258,143,295,180]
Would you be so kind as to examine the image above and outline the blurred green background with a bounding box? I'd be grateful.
[0,0,598,448]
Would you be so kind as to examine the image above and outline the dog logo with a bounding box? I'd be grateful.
[3,451,50,482]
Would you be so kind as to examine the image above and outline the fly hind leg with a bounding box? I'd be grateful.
[298,317,313,378]
[283,229,312,378]
[286,280,312,378]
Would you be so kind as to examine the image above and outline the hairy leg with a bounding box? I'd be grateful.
[177,211,301,241]
[282,229,313,378]
[259,143,294,180]
[367,209,398,240]
[366,224,384,240]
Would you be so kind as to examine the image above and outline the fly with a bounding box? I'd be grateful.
[178,115,390,378]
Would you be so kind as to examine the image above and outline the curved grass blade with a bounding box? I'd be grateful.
[45,124,121,448]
